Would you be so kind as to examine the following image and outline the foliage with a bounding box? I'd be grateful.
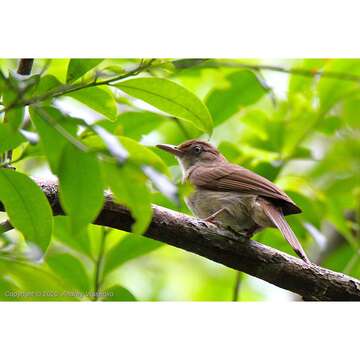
[0,58,359,301]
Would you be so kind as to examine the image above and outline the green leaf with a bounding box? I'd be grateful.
[0,123,26,154]
[18,129,39,145]
[119,137,169,174]
[92,125,128,163]
[322,243,354,273]
[104,233,162,274]
[88,224,106,260]
[91,132,176,201]
[288,146,312,160]
[206,70,267,125]
[0,169,53,252]
[20,74,41,99]
[103,65,125,75]
[0,257,74,300]
[46,252,90,292]
[141,165,178,204]
[66,59,103,83]
[29,106,78,174]
[2,73,41,129]
[318,59,360,113]
[252,162,281,182]
[0,278,20,301]
[217,141,242,162]
[68,86,117,120]
[103,162,152,234]
[0,71,5,95]
[286,191,324,228]
[116,77,213,134]
[58,143,104,233]
[53,216,92,258]
[84,135,168,175]
[33,74,62,97]
[85,133,176,202]
[2,90,24,130]
[103,285,137,301]
[288,59,326,97]
[343,97,360,128]
[45,59,70,83]
[4,108,24,130]
[326,197,357,248]
[116,111,166,141]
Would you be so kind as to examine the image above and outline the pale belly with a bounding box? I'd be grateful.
[186,189,273,234]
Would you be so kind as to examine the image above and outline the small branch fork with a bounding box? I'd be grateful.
[0,59,155,114]
[1,178,359,301]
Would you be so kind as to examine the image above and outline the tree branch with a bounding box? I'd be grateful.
[0,59,155,114]
[193,60,360,83]
[17,178,358,301]
[17,59,34,76]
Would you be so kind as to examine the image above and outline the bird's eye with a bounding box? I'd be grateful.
[193,145,202,154]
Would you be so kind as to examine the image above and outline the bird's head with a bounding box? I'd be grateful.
[157,140,225,172]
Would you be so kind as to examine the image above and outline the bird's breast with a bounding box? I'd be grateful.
[185,189,259,232]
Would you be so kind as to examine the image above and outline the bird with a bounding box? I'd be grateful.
[157,139,311,264]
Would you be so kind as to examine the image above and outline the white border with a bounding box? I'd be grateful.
[1,0,360,57]
[0,302,359,359]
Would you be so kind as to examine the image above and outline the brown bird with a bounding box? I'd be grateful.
[157,139,310,264]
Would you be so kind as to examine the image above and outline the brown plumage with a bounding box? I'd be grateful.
[157,139,311,264]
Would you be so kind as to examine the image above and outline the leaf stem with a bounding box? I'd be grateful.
[93,227,107,301]
[232,271,242,301]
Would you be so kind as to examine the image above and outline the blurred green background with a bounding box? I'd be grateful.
[0,59,359,301]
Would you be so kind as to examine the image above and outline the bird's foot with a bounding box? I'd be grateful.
[228,225,260,239]
[201,208,226,223]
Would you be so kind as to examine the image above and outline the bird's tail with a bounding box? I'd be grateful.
[262,201,311,264]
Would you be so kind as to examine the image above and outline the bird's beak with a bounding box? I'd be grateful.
[156,144,183,157]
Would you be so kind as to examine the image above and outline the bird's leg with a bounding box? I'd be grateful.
[242,225,260,238]
[201,208,226,223]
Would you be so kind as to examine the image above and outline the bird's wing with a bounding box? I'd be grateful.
[189,164,301,215]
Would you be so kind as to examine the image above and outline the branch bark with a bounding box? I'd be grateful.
[17,59,34,76]
[24,178,360,301]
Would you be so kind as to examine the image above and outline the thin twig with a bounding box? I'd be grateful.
[93,228,107,301]
[232,271,242,301]
[0,59,155,115]
[196,60,360,83]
